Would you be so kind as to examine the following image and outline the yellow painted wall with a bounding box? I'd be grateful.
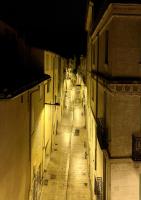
[44,51,54,104]
[96,140,103,177]
[54,55,59,100]
[44,105,54,159]
[30,84,45,199]
[0,93,30,200]
[87,109,104,200]
[89,114,96,195]
[44,51,66,167]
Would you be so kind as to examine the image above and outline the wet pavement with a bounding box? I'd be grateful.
[40,87,91,200]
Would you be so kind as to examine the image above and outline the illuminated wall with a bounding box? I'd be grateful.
[0,93,30,200]
[30,84,45,199]
[110,160,141,200]
[85,3,106,199]
[0,20,67,200]
[44,104,53,160]
[86,108,104,199]
[44,50,67,167]
[60,57,67,111]
[86,3,141,200]
[44,52,54,104]
[29,50,67,199]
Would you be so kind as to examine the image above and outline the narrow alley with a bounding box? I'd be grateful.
[40,84,91,200]
[1,2,141,200]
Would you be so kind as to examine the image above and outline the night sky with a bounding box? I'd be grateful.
[0,0,87,58]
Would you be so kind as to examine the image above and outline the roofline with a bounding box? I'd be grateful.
[0,74,51,100]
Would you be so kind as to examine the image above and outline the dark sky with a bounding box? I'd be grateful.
[0,0,87,58]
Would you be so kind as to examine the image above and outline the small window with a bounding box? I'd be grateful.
[105,30,109,64]
[92,44,95,66]
[91,44,95,70]
[132,135,141,161]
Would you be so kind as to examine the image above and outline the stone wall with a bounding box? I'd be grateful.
[110,94,141,157]
[110,16,141,77]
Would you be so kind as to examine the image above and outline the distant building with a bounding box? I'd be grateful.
[86,1,141,200]
[44,50,67,165]
[78,55,87,85]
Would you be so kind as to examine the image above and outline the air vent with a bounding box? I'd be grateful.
[43,179,48,185]
[74,129,80,136]
[50,174,56,179]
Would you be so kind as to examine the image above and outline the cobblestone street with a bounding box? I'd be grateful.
[41,88,91,200]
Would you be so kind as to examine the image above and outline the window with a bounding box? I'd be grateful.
[91,43,95,70]
[92,44,95,66]
[132,135,141,161]
[105,31,109,64]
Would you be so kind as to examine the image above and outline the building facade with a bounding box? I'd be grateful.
[86,1,141,200]
[44,50,67,166]
[0,21,67,200]
[28,50,67,200]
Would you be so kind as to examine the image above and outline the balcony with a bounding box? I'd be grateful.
[94,177,103,198]
[96,118,108,150]
[132,135,141,161]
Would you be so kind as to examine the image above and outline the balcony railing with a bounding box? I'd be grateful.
[96,118,108,150]
[94,177,103,199]
[132,135,141,161]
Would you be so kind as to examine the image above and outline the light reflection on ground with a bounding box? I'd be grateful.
[40,83,90,200]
